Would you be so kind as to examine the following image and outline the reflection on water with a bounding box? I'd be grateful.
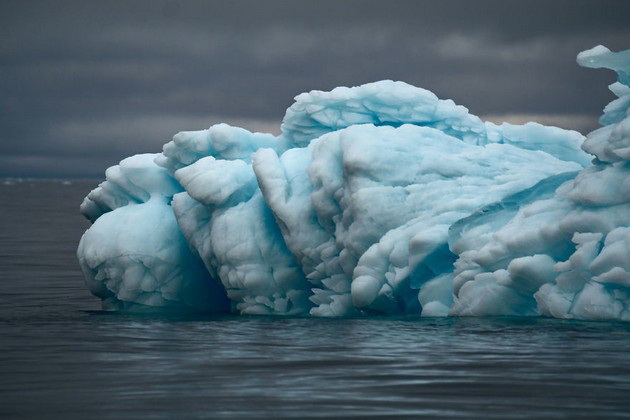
[1,180,630,418]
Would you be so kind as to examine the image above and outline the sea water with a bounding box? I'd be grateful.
[1,179,629,418]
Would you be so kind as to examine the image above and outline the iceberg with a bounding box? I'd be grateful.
[77,46,630,320]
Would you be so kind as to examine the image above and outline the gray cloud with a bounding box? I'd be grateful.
[1,0,629,177]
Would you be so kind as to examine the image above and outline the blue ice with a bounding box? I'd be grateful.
[77,46,630,321]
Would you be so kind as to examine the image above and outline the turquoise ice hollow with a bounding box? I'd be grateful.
[77,46,630,320]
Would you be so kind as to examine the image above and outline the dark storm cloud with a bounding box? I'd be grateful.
[1,0,629,177]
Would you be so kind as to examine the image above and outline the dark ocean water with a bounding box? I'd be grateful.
[1,179,630,418]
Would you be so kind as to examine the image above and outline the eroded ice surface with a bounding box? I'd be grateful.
[449,46,630,321]
[77,46,630,320]
[78,154,230,312]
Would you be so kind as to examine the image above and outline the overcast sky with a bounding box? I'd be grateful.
[1,0,629,177]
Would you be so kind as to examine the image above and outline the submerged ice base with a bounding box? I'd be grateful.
[78,46,630,321]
